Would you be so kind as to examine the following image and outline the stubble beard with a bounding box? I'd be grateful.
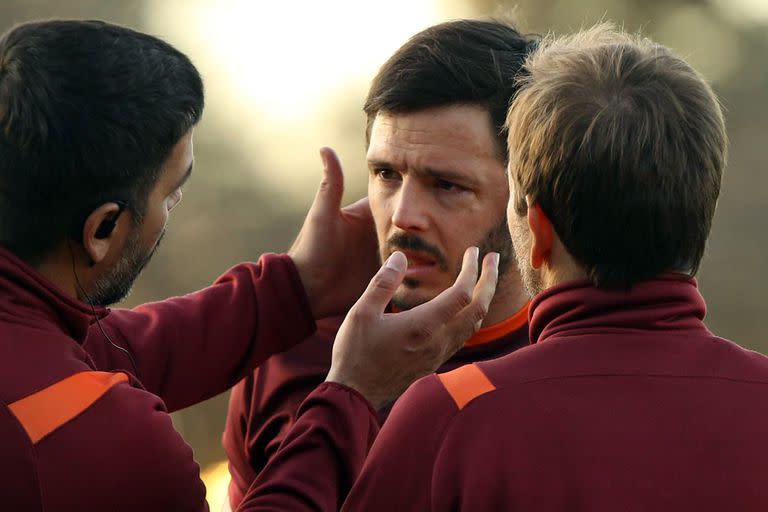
[508,213,543,298]
[389,217,515,311]
[89,226,165,307]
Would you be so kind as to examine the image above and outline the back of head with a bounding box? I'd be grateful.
[364,18,535,160]
[506,24,727,288]
[0,20,204,265]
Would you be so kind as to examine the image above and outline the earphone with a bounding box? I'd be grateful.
[66,240,139,377]
[94,200,128,239]
[66,199,139,376]
[70,199,129,242]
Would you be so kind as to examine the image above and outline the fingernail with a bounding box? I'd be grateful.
[386,251,406,272]
[491,252,500,270]
[318,148,328,169]
[470,246,479,260]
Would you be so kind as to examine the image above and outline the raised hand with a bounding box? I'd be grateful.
[288,147,380,319]
[326,247,500,409]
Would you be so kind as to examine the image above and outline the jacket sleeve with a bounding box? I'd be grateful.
[236,382,380,512]
[82,253,317,411]
[13,374,210,511]
[223,319,338,508]
[340,375,458,511]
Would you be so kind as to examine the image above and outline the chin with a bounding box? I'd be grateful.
[391,287,437,312]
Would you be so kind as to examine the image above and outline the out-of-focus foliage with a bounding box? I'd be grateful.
[1,0,766,507]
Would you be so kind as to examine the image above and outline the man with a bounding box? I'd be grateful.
[293,24,766,511]
[223,19,536,508]
[0,20,498,510]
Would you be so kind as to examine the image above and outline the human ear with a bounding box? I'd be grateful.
[527,202,553,269]
[81,202,126,265]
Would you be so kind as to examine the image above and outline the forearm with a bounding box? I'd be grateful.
[84,254,316,410]
[224,328,339,507]
[237,382,379,512]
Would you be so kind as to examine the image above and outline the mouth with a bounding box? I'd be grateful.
[397,249,438,279]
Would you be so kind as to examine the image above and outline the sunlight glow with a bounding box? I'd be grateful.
[714,0,768,23]
[201,460,230,512]
[143,0,462,201]
[147,0,444,121]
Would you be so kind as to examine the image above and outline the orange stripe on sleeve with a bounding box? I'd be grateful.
[437,364,496,410]
[8,371,128,444]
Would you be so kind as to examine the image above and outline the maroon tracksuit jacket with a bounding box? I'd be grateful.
[238,275,768,511]
[224,304,530,507]
[0,247,315,511]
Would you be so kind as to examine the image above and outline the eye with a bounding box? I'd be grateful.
[167,188,183,211]
[373,168,402,182]
[435,179,467,193]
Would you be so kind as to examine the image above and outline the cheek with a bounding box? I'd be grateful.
[509,214,531,257]
[507,200,516,237]
[142,200,170,240]
[368,185,391,234]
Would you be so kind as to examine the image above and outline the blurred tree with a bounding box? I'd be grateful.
[0,0,144,25]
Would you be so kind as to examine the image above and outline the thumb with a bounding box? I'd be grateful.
[311,147,344,217]
[353,251,407,316]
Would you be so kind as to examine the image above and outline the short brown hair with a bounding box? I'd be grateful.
[506,24,727,288]
[365,19,535,161]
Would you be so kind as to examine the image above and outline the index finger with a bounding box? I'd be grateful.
[340,196,374,225]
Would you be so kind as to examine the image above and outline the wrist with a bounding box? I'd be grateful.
[288,253,321,318]
[325,371,387,410]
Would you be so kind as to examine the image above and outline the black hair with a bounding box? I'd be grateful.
[0,19,204,264]
[364,19,535,160]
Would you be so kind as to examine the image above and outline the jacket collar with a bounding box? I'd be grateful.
[528,274,710,344]
[0,246,108,342]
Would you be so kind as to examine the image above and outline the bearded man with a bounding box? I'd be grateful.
[223,19,536,509]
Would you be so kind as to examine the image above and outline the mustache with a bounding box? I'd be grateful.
[386,233,448,272]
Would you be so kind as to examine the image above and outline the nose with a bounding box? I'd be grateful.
[391,180,429,232]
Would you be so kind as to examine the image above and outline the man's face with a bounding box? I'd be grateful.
[367,105,513,310]
[90,130,194,306]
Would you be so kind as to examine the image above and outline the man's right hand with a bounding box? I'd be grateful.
[326,247,500,410]
[288,147,380,319]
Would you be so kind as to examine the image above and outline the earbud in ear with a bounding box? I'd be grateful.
[92,200,128,240]
[94,218,118,239]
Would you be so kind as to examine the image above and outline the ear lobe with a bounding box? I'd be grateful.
[527,203,553,269]
[82,202,124,265]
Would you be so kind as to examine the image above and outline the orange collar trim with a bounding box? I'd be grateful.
[464,301,530,347]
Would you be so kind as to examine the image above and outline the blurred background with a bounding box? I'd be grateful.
[2,0,766,508]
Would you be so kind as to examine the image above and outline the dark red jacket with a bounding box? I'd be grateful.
[0,247,315,511]
[224,304,530,508]
[239,275,768,511]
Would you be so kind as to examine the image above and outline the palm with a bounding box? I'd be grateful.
[289,148,378,318]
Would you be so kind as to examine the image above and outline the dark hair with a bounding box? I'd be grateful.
[0,19,204,264]
[363,19,534,160]
[506,25,727,288]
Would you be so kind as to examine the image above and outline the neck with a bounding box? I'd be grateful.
[481,268,530,327]
[540,239,588,292]
[35,244,85,301]
[528,274,706,344]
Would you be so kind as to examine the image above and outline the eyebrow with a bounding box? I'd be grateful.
[367,158,479,187]
[174,161,194,190]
